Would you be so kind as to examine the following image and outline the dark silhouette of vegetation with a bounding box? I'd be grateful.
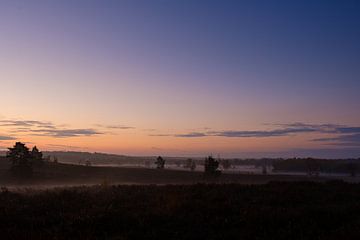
[85,160,92,167]
[204,156,221,176]
[272,158,360,175]
[155,156,165,169]
[1,182,360,239]
[31,146,44,166]
[6,142,34,177]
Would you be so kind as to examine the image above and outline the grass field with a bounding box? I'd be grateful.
[1,181,360,239]
[1,156,354,187]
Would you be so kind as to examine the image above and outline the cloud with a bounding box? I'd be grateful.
[274,122,341,129]
[150,123,360,143]
[46,144,88,149]
[313,133,360,147]
[159,125,320,138]
[96,124,135,130]
[208,127,316,138]
[149,132,207,138]
[174,132,207,138]
[0,120,55,129]
[149,134,173,137]
[335,127,360,134]
[31,129,102,138]
[0,135,16,140]
[0,118,105,138]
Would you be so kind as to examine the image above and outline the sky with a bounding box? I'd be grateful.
[0,0,360,158]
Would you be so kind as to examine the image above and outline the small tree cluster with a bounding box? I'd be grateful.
[204,156,221,176]
[6,142,43,178]
[155,156,165,169]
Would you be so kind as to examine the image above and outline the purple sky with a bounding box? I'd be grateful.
[0,0,360,157]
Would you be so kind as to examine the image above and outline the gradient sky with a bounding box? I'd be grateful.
[1,0,360,158]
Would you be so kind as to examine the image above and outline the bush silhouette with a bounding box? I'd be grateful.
[204,156,221,176]
[155,156,165,169]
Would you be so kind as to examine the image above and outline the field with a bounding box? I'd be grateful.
[1,156,355,187]
[1,181,360,239]
[2,157,360,239]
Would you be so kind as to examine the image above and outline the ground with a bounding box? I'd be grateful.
[1,181,360,239]
[1,157,357,188]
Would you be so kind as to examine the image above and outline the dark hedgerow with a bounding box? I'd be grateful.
[1,182,360,239]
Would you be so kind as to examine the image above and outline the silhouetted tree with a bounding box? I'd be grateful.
[31,146,43,166]
[6,142,33,177]
[204,156,221,176]
[155,156,165,169]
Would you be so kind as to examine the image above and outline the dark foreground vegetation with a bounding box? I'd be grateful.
[273,158,360,175]
[1,181,360,240]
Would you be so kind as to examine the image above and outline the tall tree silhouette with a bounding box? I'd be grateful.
[31,146,44,166]
[7,142,33,177]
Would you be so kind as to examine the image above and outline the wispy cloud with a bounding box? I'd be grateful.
[46,144,88,149]
[313,133,360,147]
[155,123,324,138]
[31,128,102,138]
[150,123,360,149]
[175,132,207,138]
[208,128,316,138]
[335,127,360,134]
[0,119,104,138]
[96,124,135,130]
[0,120,55,129]
[0,135,16,140]
[149,134,173,137]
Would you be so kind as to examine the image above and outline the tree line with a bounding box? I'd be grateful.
[5,142,224,178]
